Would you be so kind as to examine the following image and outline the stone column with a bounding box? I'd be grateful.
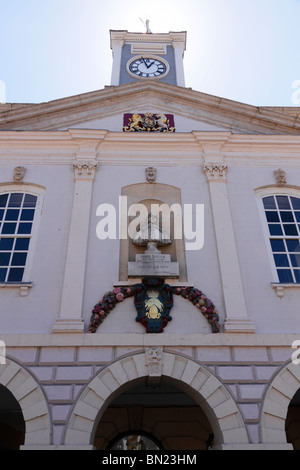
[53,159,98,333]
[203,161,256,333]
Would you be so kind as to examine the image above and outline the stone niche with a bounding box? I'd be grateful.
[119,183,187,283]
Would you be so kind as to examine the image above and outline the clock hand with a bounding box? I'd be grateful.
[141,57,148,67]
[146,61,155,69]
[141,57,155,69]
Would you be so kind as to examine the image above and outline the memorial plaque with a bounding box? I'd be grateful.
[128,253,179,278]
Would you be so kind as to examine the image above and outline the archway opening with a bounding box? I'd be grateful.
[93,377,214,450]
[286,388,300,450]
[0,384,25,450]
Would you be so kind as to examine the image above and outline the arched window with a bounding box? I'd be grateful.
[262,194,300,283]
[0,189,43,284]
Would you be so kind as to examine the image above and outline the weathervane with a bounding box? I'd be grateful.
[139,17,152,34]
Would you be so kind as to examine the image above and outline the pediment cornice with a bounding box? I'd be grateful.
[0,81,300,134]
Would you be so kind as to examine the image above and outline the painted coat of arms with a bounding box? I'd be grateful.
[123,113,175,132]
[134,278,174,333]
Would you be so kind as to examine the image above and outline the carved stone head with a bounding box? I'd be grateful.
[274,169,286,185]
[14,166,26,183]
[146,167,157,183]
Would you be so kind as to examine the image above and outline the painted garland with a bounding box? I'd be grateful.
[88,283,220,334]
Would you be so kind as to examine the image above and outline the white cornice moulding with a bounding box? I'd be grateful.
[110,30,187,49]
[1,333,299,347]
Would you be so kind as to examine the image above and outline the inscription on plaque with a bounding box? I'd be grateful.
[128,253,179,277]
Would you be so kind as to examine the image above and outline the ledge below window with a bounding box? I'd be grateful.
[271,282,300,298]
[0,282,33,297]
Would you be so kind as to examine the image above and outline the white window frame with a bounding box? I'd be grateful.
[255,185,300,297]
[0,183,45,295]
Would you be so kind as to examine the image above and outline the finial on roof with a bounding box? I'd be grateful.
[139,17,152,34]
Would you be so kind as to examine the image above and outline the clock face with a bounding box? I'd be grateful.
[127,56,169,79]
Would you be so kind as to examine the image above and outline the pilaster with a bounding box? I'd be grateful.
[110,38,124,86]
[201,144,255,333]
[172,41,186,87]
[52,154,98,333]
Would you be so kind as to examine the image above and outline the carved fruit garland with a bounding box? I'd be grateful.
[88,283,220,333]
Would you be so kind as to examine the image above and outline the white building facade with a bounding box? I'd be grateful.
[0,29,300,450]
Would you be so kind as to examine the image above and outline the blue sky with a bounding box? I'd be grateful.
[1,0,300,106]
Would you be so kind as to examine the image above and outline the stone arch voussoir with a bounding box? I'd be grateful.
[64,351,248,447]
[0,358,51,446]
[261,361,300,447]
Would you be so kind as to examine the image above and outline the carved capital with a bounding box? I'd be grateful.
[203,162,228,181]
[73,160,98,180]
[145,347,163,377]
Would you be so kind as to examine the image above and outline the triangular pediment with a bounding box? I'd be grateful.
[0,81,300,135]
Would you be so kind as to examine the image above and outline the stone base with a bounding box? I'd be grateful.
[224,318,256,333]
[52,319,85,333]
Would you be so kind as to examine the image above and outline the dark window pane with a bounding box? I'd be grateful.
[0,194,8,208]
[263,196,276,209]
[0,268,7,282]
[276,196,291,210]
[17,223,32,235]
[23,194,37,208]
[277,269,293,283]
[284,224,298,236]
[2,223,16,235]
[6,209,19,221]
[20,209,34,221]
[294,270,300,283]
[295,213,300,223]
[0,252,11,266]
[0,209,4,220]
[266,211,280,222]
[8,193,23,208]
[269,224,283,236]
[270,239,285,252]
[290,254,300,268]
[7,268,24,282]
[286,240,300,252]
[273,254,289,267]
[0,238,14,251]
[15,238,30,251]
[291,197,300,210]
[280,211,294,222]
[11,253,27,266]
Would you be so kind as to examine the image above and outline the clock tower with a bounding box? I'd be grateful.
[110,29,187,87]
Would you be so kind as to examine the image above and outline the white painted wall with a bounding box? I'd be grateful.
[0,128,299,335]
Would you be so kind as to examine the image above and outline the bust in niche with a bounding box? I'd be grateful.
[132,212,171,254]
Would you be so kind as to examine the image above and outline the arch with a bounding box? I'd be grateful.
[260,361,300,448]
[64,351,248,448]
[0,358,51,446]
[254,184,300,197]
[119,182,187,283]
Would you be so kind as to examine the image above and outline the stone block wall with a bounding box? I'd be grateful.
[0,333,298,449]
